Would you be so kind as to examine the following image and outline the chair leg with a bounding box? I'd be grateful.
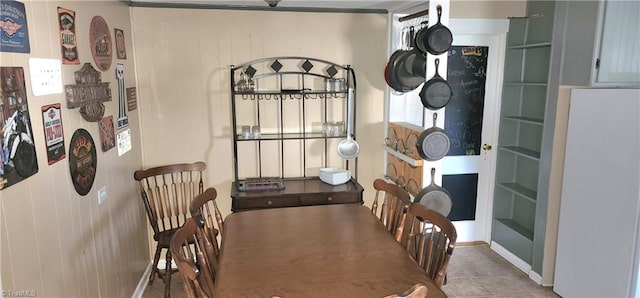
[149,245,162,285]
[164,249,172,298]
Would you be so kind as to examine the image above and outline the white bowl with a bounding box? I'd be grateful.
[319,168,350,185]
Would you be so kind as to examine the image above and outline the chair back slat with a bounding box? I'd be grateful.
[134,162,206,240]
[190,187,224,265]
[171,218,217,298]
[371,179,411,241]
[398,203,457,288]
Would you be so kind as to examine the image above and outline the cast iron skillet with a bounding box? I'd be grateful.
[416,113,450,161]
[414,167,453,216]
[415,5,453,55]
[420,58,452,110]
[385,27,425,93]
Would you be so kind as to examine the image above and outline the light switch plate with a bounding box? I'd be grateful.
[98,186,107,204]
[28,58,63,96]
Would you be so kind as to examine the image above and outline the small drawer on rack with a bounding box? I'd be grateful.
[300,193,358,205]
[235,196,300,210]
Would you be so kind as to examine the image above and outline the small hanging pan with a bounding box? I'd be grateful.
[415,5,453,55]
[414,168,452,216]
[420,58,452,110]
[416,113,450,161]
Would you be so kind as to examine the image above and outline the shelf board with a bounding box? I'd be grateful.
[499,146,540,160]
[237,132,345,141]
[507,42,552,49]
[383,146,423,167]
[503,82,548,87]
[497,182,537,202]
[494,218,534,241]
[235,90,347,95]
[503,116,544,125]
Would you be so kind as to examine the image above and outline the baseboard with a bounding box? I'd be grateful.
[529,271,543,285]
[131,262,153,298]
[490,241,531,273]
[490,241,552,286]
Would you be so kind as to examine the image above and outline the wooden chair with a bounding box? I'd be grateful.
[398,203,457,288]
[170,217,217,298]
[189,187,224,263]
[383,283,428,298]
[133,161,206,298]
[371,178,412,241]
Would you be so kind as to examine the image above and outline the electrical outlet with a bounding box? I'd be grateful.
[98,186,107,204]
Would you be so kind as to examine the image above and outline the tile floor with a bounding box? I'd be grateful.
[142,243,560,297]
[442,244,559,297]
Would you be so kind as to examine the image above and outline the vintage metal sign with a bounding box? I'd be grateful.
[98,115,115,152]
[114,28,126,59]
[126,87,137,111]
[89,15,112,71]
[0,66,38,190]
[69,128,96,196]
[116,128,131,157]
[65,63,112,122]
[57,7,79,64]
[115,63,128,129]
[41,103,65,165]
[0,0,30,53]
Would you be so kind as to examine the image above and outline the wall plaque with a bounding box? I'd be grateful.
[115,63,128,129]
[65,63,112,122]
[57,7,79,64]
[89,15,112,71]
[0,0,30,53]
[114,28,126,59]
[98,115,115,152]
[41,103,65,165]
[69,128,96,196]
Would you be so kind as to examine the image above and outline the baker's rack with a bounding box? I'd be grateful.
[230,56,358,191]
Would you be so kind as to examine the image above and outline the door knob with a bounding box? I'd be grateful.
[482,144,492,151]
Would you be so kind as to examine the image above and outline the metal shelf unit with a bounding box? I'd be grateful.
[230,56,358,190]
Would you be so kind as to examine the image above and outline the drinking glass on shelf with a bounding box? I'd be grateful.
[334,121,345,136]
[252,125,261,138]
[241,125,251,139]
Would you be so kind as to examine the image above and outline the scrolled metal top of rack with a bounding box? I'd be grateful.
[231,56,351,80]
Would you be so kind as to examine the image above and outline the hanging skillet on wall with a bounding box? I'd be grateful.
[416,113,450,161]
[414,167,453,217]
[415,5,453,55]
[420,58,452,110]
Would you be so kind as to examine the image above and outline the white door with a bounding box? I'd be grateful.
[438,33,505,243]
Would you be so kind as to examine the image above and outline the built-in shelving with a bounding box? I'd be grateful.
[492,0,556,268]
[503,116,544,125]
[499,146,540,160]
[507,42,551,49]
[497,182,537,202]
[495,218,534,240]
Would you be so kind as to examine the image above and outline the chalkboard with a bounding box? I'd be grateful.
[442,173,478,221]
[444,46,489,156]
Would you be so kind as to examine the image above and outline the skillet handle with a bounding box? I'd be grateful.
[432,113,438,128]
[430,167,437,186]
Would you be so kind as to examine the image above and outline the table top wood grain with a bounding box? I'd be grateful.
[214,204,447,298]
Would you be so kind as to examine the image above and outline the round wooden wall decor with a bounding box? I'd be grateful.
[69,128,97,196]
[89,16,112,71]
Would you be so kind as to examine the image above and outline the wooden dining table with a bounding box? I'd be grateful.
[213,204,447,297]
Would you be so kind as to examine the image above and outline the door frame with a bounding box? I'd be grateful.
[446,18,508,243]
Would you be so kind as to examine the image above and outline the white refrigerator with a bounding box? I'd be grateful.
[554,88,640,297]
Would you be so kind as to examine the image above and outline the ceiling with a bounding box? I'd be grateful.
[125,0,425,14]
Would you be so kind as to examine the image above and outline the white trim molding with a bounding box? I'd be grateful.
[131,262,153,298]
